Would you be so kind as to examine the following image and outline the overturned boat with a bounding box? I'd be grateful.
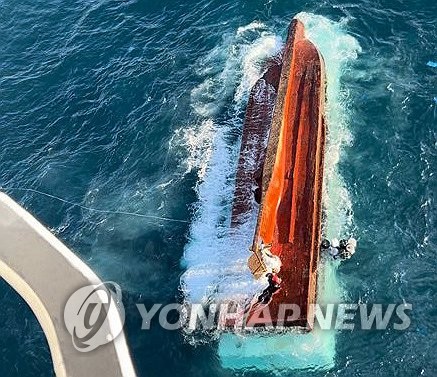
[231,18,326,329]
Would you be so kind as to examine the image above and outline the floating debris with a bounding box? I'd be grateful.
[426,61,437,68]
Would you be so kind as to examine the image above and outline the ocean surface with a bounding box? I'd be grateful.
[0,0,436,376]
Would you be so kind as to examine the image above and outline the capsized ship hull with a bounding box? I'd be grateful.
[232,19,326,329]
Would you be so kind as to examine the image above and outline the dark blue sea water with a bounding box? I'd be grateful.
[0,0,436,376]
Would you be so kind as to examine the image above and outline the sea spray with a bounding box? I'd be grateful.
[179,22,283,307]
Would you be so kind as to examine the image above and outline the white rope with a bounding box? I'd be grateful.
[1,187,190,224]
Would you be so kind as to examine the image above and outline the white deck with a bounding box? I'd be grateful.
[0,193,137,377]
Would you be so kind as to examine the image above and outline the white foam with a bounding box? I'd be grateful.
[234,34,282,104]
[190,25,282,118]
[171,120,215,180]
[236,21,266,36]
[180,23,283,305]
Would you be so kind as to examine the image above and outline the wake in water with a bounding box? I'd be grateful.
[178,15,362,364]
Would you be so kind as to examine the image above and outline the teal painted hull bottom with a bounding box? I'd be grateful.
[218,330,335,372]
[217,259,341,371]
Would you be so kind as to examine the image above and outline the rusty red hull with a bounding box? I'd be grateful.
[232,20,326,329]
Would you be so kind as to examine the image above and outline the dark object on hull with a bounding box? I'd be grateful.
[321,238,357,260]
[257,273,282,305]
